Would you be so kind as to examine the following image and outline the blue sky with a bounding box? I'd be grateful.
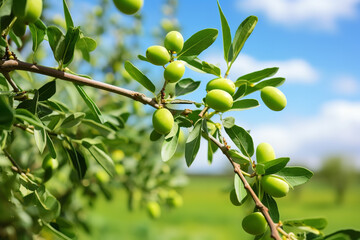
[52,0,360,172]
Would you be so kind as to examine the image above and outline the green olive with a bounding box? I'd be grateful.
[229,189,241,206]
[205,89,233,112]
[42,155,58,170]
[164,31,184,53]
[146,45,171,66]
[113,0,143,15]
[206,78,236,96]
[261,175,289,198]
[13,0,43,24]
[152,108,174,134]
[260,86,287,111]
[146,201,161,219]
[256,142,276,164]
[164,61,185,83]
[12,19,26,37]
[242,212,267,235]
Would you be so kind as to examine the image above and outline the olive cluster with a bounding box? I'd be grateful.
[11,0,43,37]
[242,143,290,236]
[205,78,235,112]
[149,31,185,135]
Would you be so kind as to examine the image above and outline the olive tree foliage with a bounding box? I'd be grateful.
[0,0,359,239]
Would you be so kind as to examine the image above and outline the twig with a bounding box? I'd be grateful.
[3,149,23,174]
[0,60,160,108]
[165,99,197,105]
[198,106,209,118]
[2,71,20,92]
[208,134,281,240]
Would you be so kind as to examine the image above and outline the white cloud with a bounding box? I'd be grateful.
[332,75,359,95]
[250,100,360,169]
[204,54,319,84]
[237,0,360,30]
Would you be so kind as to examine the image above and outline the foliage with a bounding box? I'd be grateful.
[0,0,358,239]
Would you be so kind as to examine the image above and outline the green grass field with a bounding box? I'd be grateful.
[77,176,360,240]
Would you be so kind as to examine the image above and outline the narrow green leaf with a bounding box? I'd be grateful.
[262,157,290,175]
[276,167,313,188]
[185,120,202,167]
[231,16,258,64]
[234,174,247,203]
[82,119,115,137]
[66,143,87,180]
[222,117,235,128]
[29,19,46,52]
[283,218,327,232]
[62,27,80,67]
[233,84,247,100]
[46,133,57,159]
[76,36,96,51]
[236,67,279,85]
[165,122,179,140]
[322,229,360,240]
[17,89,39,114]
[43,222,73,240]
[38,81,56,101]
[175,78,201,96]
[61,112,85,128]
[231,99,259,111]
[15,109,47,129]
[137,54,148,62]
[245,77,285,96]
[34,189,61,222]
[47,26,65,63]
[34,126,47,154]
[262,193,279,222]
[85,144,115,177]
[150,129,162,141]
[175,115,192,128]
[46,99,70,113]
[161,125,180,162]
[217,1,232,63]
[0,95,14,130]
[0,0,13,18]
[224,124,254,157]
[124,61,156,93]
[9,30,22,48]
[178,28,218,59]
[228,149,250,165]
[62,0,74,29]
[201,61,221,77]
[74,84,104,123]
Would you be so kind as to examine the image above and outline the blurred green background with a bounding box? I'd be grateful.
[76,172,360,240]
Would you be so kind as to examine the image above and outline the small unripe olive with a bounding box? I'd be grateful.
[146,201,161,219]
[146,45,171,66]
[152,108,174,135]
[242,212,267,235]
[205,89,233,112]
[113,0,143,15]
[164,61,185,83]
[256,142,276,164]
[229,189,241,206]
[260,86,287,111]
[261,175,289,198]
[96,170,110,183]
[42,155,58,170]
[206,78,236,96]
[12,19,27,37]
[164,31,184,53]
[13,0,43,24]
